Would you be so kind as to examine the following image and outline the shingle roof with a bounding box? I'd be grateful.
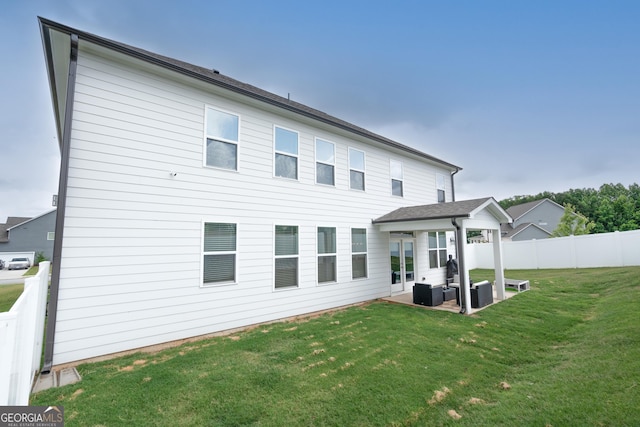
[373,197,495,224]
[505,199,546,221]
[0,216,31,243]
[39,17,461,171]
[501,222,551,239]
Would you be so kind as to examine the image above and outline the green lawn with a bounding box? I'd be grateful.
[31,267,640,426]
[0,284,24,312]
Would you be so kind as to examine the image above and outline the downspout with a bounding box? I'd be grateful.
[450,168,460,203]
[42,33,79,374]
[451,218,467,314]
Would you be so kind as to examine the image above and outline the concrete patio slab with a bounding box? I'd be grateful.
[381,287,517,314]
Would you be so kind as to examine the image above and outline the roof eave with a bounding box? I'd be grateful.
[37,17,461,171]
[372,213,470,225]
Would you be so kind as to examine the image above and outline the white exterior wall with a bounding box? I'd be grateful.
[52,44,454,365]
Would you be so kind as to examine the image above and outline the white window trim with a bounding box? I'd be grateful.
[47,232,55,241]
[273,125,300,181]
[315,137,336,186]
[428,231,447,270]
[273,224,300,291]
[390,159,404,197]
[350,227,368,280]
[348,147,366,191]
[200,220,238,287]
[316,225,338,285]
[436,173,446,203]
[203,105,241,172]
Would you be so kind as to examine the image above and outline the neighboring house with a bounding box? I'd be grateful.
[500,198,566,241]
[39,18,511,369]
[0,210,56,263]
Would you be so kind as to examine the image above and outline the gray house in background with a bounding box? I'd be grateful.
[500,198,566,241]
[0,210,56,262]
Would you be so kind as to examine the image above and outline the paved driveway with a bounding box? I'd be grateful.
[0,268,29,285]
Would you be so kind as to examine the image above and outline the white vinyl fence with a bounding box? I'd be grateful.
[469,230,640,270]
[0,261,50,405]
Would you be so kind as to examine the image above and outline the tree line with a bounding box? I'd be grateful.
[499,183,640,234]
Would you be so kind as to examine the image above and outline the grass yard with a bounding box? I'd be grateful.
[0,283,24,312]
[31,267,640,426]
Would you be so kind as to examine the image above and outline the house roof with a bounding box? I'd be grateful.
[505,198,565,221]
[0,216,32,243]
[501,222,551,239]
[373,197,512,224]
[6,209,56,231]
[39,17,461,172]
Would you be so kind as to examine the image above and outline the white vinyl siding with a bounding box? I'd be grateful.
[274,225,298,289]
[349,148,365,191]
[274,126,298,179]
[48,44,455,365]
[205,106,239,170]
[390,160,403,197]
[315,138,335,186]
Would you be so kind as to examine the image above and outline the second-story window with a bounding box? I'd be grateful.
[437,173,446,203]
[391,160,403,197]
[349,148,365,191]
[205,107,239,170]
[316,138,335,186]
[274,126,298,179]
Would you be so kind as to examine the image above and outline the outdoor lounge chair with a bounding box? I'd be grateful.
[413,283,444,306]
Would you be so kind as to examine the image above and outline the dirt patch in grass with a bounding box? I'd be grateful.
[428,386,451,405]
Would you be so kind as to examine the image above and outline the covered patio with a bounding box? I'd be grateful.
[381,286,517,313]
[373,197,513,315]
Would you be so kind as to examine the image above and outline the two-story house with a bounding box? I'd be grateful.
[501,198,566,241]
[39,18,511,369]
[0,210,56,264]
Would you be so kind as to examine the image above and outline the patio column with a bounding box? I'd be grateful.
[492,229,506,300]
[455,220,472,314]
[415,232,429,282]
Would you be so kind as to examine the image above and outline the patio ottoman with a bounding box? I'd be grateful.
[443,288,456,301]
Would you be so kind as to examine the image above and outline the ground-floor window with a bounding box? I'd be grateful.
[203,222,237,285]
[318,227,337,283]
[275,225,299,289]
[428,231,447,269]
[351,228,367,279]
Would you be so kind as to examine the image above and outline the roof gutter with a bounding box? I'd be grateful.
[41,27,79,373]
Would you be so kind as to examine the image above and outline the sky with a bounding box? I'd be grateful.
[1,0,639,221]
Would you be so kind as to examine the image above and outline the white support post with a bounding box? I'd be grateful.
[415,232,429,282]
[460,223,472,314]
[492,231,506,300]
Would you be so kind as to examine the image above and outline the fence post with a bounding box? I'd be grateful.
[32,261,50,374]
